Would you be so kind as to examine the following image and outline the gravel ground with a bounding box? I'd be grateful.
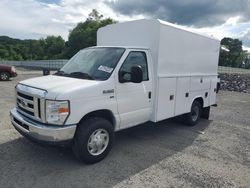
[0,69,249,188]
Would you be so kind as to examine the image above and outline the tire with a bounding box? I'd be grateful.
[201,106,210,120]
[184,100,201,126]
[0,72,10,81]
[72,117,114,164]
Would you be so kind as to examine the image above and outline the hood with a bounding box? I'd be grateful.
[20,75,103,99]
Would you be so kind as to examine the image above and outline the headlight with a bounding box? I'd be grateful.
[45,100,70,125]
[11,66,16,73]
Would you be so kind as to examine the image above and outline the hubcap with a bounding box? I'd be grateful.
[191,106,199,122]
[87,129,109,156]
[1,73,8,80]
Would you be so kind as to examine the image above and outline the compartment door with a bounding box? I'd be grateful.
[175,77,191,116]
[156,77,176,121]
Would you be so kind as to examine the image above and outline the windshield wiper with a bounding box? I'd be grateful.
[54,70,67,76]
[54,71,94,80]
[69,72,94,80]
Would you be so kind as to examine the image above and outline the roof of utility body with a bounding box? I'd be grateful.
[100,19,219,42]
[157,19,219,41]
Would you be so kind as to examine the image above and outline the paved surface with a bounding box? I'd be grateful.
[0,69,249,188]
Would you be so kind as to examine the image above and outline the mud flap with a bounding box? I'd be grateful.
[201,106,210,119]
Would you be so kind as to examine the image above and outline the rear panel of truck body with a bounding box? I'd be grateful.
[97,19,220,123]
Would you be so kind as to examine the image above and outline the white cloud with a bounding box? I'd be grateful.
[186,16,245,39]
[243,46,250,52]
[183,16,250,52]
[0,0,69,39]
[0,0,144,40]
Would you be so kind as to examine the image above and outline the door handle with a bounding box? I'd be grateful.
[148,91,152,99]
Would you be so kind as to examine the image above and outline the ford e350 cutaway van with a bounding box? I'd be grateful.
[10,19,220,163]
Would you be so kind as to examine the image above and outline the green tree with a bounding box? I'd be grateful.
[0,35,65,60]
[0,48,9,60]
[65,9,116,58]
[87,9,103,21]
[44,36,65,59]
[236,51,249,68]
[219,37,247,68]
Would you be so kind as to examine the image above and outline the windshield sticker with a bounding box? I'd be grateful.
[98,65,113,73]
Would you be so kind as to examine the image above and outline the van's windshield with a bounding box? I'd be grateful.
[56,47,125,80]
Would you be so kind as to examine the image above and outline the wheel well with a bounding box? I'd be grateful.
[194,97,204,108]
[0,71,10,75]
[79,110,116,127]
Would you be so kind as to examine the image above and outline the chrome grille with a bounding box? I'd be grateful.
[16,84,46,123]
[17,92,35,116]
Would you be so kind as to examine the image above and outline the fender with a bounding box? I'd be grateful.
[190,96,204,111]
[65,95,120,130]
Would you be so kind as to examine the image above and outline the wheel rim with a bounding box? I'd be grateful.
[191,105,199,122]
[87,128,109,156]
[1,73,8,80]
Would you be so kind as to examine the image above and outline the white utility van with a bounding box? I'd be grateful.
[10,19,220,163]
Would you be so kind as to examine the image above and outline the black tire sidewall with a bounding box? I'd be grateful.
[185,100,201,126]
[72,117,114,164]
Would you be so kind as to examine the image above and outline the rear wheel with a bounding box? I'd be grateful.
[0,72,10,81]
[72,117,114,164]
[184,100,201,126]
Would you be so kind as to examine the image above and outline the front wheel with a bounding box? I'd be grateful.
[72,117,114,164]
[0,72,10,81]
[184,100,201,126]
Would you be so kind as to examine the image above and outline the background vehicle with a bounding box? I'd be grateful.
[0,64,17,81]
[10,19,220,164]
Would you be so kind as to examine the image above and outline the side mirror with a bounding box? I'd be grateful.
[131,66,143,83]
[43,68,50,76]
[119,65,143,83]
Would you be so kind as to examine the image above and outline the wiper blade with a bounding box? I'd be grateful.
[54,71,94,80]
[69,72,94,80]
[54,70,67,76]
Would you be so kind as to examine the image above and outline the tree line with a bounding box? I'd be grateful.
[0,10,116,61]
[0,9,249,68]
[219,38,249,68]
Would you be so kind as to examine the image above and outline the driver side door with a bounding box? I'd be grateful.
[115,50,153,129]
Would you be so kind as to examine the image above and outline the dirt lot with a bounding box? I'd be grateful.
[0,69,249,188]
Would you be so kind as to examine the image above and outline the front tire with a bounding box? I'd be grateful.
[184,100,201,126]
[0,72,10,81]
[72,117,114,164]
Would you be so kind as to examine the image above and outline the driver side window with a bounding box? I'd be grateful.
[120,51,149,81]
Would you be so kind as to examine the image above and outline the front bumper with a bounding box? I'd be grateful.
[10,108,76,144]
[11,72,17,78]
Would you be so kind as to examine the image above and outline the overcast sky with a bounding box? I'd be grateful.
[0,0,249,51]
